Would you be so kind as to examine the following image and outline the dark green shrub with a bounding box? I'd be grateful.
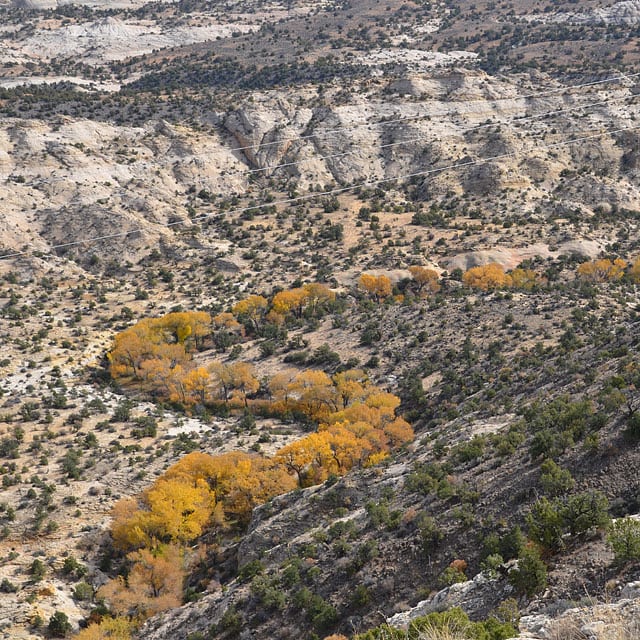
[417,514,444,555]
[48,611,72,638]
[563,491,610,536]
[72,581,93,601]
[607,517,640,563]
[30,559,46,581]
[508,547,547,597]
[238,560,264,582]
[0,577,17,593]
[539,460,574,497]
[62,555,87,578]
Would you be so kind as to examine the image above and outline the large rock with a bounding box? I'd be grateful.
[387,571,515,627]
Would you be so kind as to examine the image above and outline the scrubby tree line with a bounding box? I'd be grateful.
[461,256,640,292]
[106,271,442,405]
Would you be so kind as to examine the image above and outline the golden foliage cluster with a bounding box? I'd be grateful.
[96,370,411,630]
[107,311,211,381]
[107,284,339,403]
[275,370,413,486]
[358,273,393,300]
[408,266,441,296]
[109,370,412,553]
[576,258,627,282]
[462,263,543,291]
[74,616,134,640]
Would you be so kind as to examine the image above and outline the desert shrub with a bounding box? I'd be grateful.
[480,553,504,578]
[213,606,242,637]
[404,462,451,495]
[439,565,467,587]
[62,555,87,578]
[417,514,444,555]
[624,413,640,441]
[354,607,516,639]
[131,416,157,439]
[365,500,402,530]
[73,581,93,601]
[607,517,640,563]
[523,397,596,460]
[562,491,610,536]
[452,435,486,464]
[30,559,46,581]
[350,584,371,608]
[539,460,575,497]
[238,560,264,582]
[507,546,547,597]
[48,611,72,638]
[0,577,17,593]
[250,575,286,611]
[527,491,610,552]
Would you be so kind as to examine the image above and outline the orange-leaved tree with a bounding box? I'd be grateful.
[408,266,440,296]
[271,288,308,318]
[627,256,640,283]
[110,477,221,551]
[462,263,512,291]
[97,545,185,620]
[358,273,392,301]
[576,258,626,283]
[232,294,268,334]
[163,451,296,526]
[274,433,334,486]
[108,312,211,384]
[286,369,337,419]
[509,268,542,291]
[155,311,211,349]
[73,616,134,640]
[332,369,369,409]
[208,361,259,406]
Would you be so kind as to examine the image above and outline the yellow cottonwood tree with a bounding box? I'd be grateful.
[287,370,337,418]
[108,319,161,380]
[509,268,541,291]
[333,369,369,409]
[74,617,133,640]
[577,258,626,282]
[182,367,210,404]
[302,283,335,315]
[269,370,297,408]
[272,288,308,318]
[232,295,268,333]
[138,356,178,398]
[463,263,512,291]
[627,257,640,283]
[209,361,259,406]
[408,266,441,296]
[321,424,368,471]
[163,451,220,487]
[359,273,392,301]
[110,477,220,551]
[274,433,334,486]
[167,451,293,523]
[157,311,211,349]
[111,497,154,551]
[383,416,414,448]
[97,545,184,620]
[143,477,218,544]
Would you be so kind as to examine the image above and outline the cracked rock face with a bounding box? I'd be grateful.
[387,571,516,628]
